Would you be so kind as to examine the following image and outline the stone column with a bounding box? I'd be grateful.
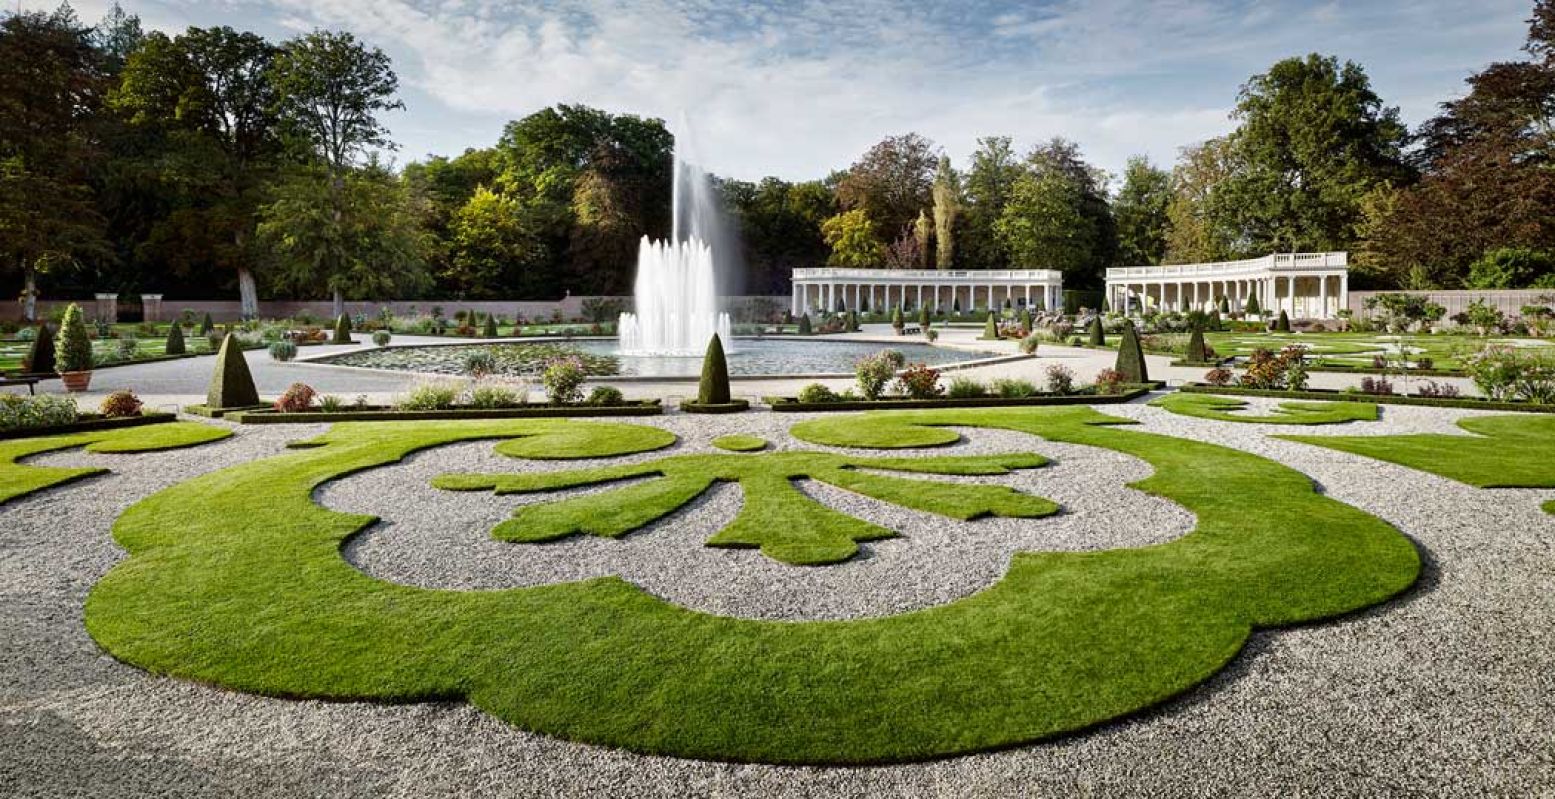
[141,294,164,323]
[1319,274,1329,319]
[94,293,117,324]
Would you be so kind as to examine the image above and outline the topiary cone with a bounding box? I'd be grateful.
[333,313,353,344]
[1186,326,1207,362]
[1087,317,1105,346]
[199,312,214,336]
[164,322,186,356]
[483,313,499,338]
[207,333,259,409]
[797,314,812,335]
[919,305,931,331]
[698,333,731,405]
[1277,310,1291,332]
[1115,322,1149,384]
[23,323,55,374]
[983,312,997,339]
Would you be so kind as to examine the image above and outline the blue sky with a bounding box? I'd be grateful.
[40,0,1539,183]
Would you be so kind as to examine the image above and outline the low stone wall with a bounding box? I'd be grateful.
[1349,289,1554,319]
[4,295,790,324]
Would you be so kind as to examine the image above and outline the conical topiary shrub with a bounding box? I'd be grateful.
[1114,322,1149,384]
[1209,309,1222,331]
[698,333,731,404]
[206,333,260,410]
[982,312,998,339]
[22,323,55,374]
[1020,308,1033,334]
[846,309,858,332]
[1087,316,1105,346]
[891,306,904,333]
[483,313,499,338]
[1277,309,1291,332]
[1218,296,1230,314]
[199,312,214,336]
[797,314,812,335]
[1245,293,1261,317]
[1185,325,1208,363]
[333,313,353,344]
[918,305,931,331]
[55,303,94,373]
[164,321,186,356]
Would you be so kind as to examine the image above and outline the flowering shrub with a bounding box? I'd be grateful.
[274,383,317,412]
[99,390,143,418]
[469,381,525,408]
[1093,368,1126,395]
[895,363,942,399]
[269,341,298,362]
[1045,363,1075,394]
[394,380,463,410]
[1416,380,1461,399]
[855,349,905,400]
[1360,376,1395,395]
[1240,346,1308,390]
[1204,367,1234,386]
[797,383,840,403]
[541,356,587,405]
[0,394,78,431]
[1465,345,1555,403]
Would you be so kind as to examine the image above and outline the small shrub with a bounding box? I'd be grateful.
[541,356,586,405]
[274,383,317,412]
[0,393,78,431]
[164,323,186,356]
[395,380,463,410]
[99,390,143,418]
[1045,363,1076,394]
[797,314,813,335]
[1360,376,1395,395]
[1204,367,1234,386]
[1414,356,1434,371]
[269,341,298,362]
[55,304,93,373]
[1019,335,1040,355]
[946,376,987,398]
[462,350,498,378]
[990,378,1037,398]
[981,313,998,339]
[470,382,523,409]
[333,313,352,344]
[372,330,392,347]
[1416,380,1461,399]
[697,334,732,404]
[797,383,839,403]
[855,349,905,400]
[206,331,223,351]
[925,329,939,342]
[587,385,626,406]
[895,363,942,399]
[318,395,348,413]
[1094,368,1126,395]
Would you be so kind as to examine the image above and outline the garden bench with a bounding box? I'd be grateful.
[0,376,40,395]
[900,326,921,335]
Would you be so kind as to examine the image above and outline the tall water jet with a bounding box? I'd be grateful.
[618,115,733,356]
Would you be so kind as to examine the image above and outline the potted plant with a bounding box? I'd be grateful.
[56,303,95,391]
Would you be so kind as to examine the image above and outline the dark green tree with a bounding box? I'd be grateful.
[1087,316,1105,346]
[1113,156,1171,266]
[22,323,54,374]
[164,320,185,355]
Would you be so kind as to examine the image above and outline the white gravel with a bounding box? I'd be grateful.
[3,400,1553,797]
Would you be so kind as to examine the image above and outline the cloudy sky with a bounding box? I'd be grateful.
[36,0,1540,182]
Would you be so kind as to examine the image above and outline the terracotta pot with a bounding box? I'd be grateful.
[60,371,93,392]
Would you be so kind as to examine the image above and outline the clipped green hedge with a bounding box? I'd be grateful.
[680,399,751,414]
[0,412,176,441]
[1177,383,1555,413]
[225,400,664,424]
[768,385,1155,412]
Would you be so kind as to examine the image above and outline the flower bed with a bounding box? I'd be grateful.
[222,400,663,424]
[1177,383,1555,413]
[766,385,1155,412]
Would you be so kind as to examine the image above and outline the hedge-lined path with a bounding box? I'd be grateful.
[2,403,1551,794]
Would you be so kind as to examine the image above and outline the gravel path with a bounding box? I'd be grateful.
[2,401,1552,797]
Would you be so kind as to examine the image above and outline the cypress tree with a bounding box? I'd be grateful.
[1218,296,1230,314]
[697,333,731,404]
[199,312,214,336]
[1087,316,1105,346]
[164,321,186,355]
[483,313,499,338]
[1209,309,1222,332]
[797,314,812,335]
[333,313,353,344]
[918,305,931,331]
[206,333,260,409]
[1115,322,1149,384]
[982,312,998,339]
[1277,309,1291,332]
[1244,293,1261,317]
[846,309,858,332]
[22,323,55,374]
[1020,308,1033,333]
[891,306,904,332]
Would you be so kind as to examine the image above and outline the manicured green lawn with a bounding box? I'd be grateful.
[1283,414,1555,514]
[0,337,213,372]
[85,409,1417,764]
[0,422,233,505]
[1203,332,1552,369]
[711,433,767,451]
[436,450,1053,565]
[1150,393,1378,425]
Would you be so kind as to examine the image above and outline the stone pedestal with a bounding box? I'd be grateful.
[94,293,118,325]
[142,294,164,323]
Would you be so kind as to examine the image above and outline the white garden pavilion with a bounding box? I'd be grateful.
[1105,252,1350,320]
[789,268,1064,316]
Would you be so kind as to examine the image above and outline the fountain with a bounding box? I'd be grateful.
[617,117,733,356]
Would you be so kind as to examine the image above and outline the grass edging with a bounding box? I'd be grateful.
[184,403,270,419]
[224,400,664,424]
[679,400,751,414]
[766,384,1156,412]
[0,412,176,441]
[1177,383,1555,413]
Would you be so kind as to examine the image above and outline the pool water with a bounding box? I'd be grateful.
[572,338,988,378]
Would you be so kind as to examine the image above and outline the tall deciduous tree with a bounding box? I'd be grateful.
[996,138,1115,287]
[961,136,1021,270]
[1216,54,1411,254]
[113,26,280,316]
[821,209,883,268]
[0,7,110,320]
[1113,156,1171,266]
[445,185,541,298]
[1164,138,1239,264]
[834,133,937,241]
[931,155,960,270]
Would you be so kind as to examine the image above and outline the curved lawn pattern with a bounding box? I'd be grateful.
[435,450,1055,565]
[0,422,233,505]
[1283,414,1555,515]
[1149,393,1379,425]
[87,410,1418,764]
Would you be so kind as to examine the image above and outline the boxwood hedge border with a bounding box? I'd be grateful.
[766,384,1157,412]
[1177,383,1555,413]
